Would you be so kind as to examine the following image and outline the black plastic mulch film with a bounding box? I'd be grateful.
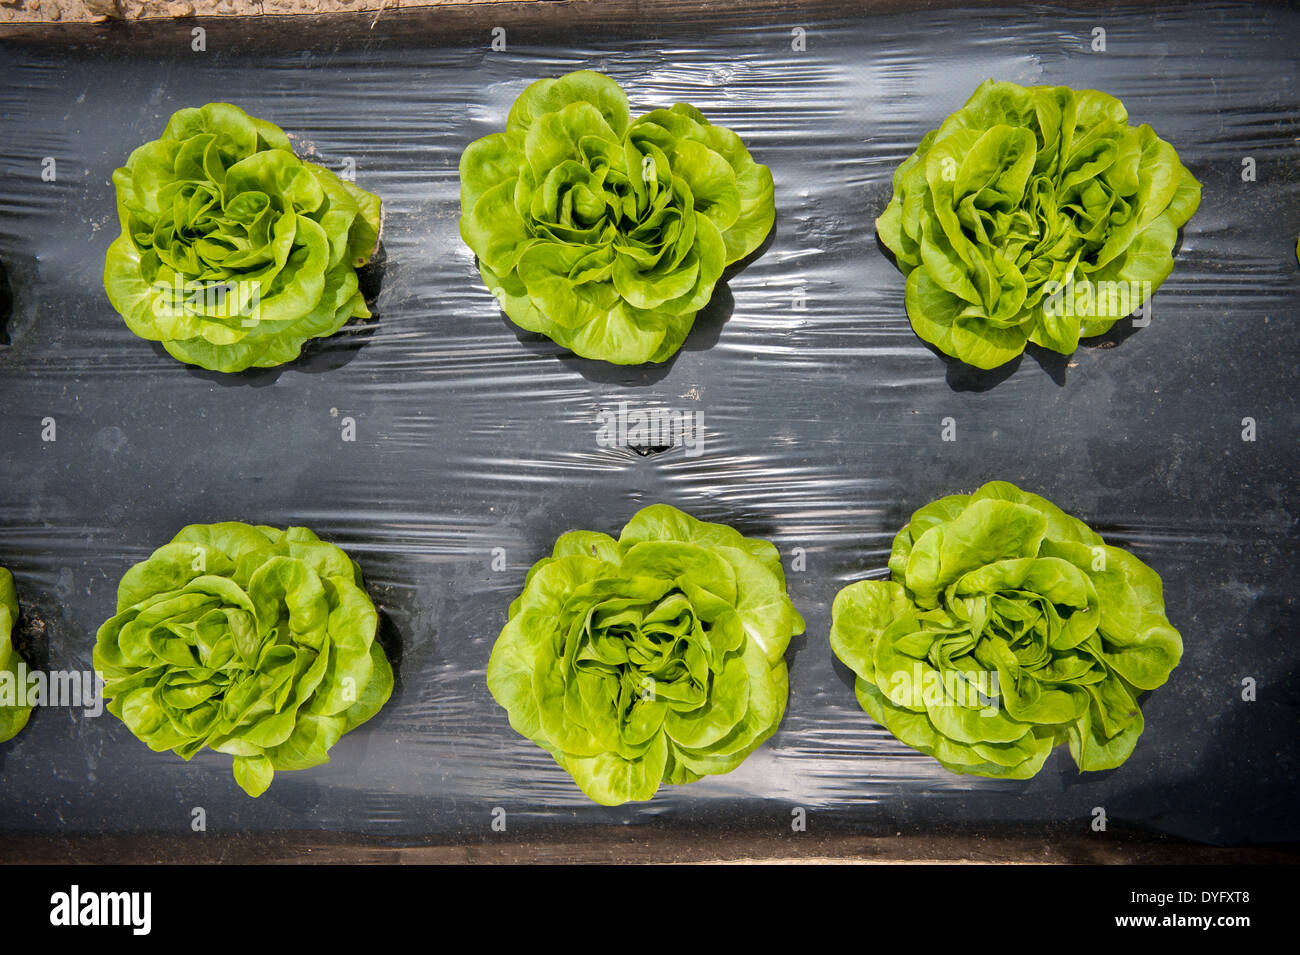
[0,0,1296,849]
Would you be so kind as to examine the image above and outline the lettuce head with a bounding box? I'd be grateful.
[487,504,804,804]
[877,80,1200,369]
[93,523,393,796]
[460,71,775,364]
[104,103,382,373]
[0,568,33,743]
[831,482,1182,779]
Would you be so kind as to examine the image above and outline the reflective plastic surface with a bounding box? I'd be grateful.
[0,0,1297,849]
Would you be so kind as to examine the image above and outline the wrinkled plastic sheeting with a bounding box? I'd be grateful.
[0,1,1297,848]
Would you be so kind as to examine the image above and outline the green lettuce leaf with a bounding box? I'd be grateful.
[877,80,1200,369]
[0,568,33,743]
[104,103,382,373]
[459,72,775,364]
[830,481,1182,778]
[487,504,805,804]
[93,523,393,796]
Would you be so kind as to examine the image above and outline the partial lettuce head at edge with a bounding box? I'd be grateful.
[487,504,805,805]
[877,79,1201,370]
[459,71,776,365]
[0,568,33,743]
[104,102,382,373]
[830,481,1182,779]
